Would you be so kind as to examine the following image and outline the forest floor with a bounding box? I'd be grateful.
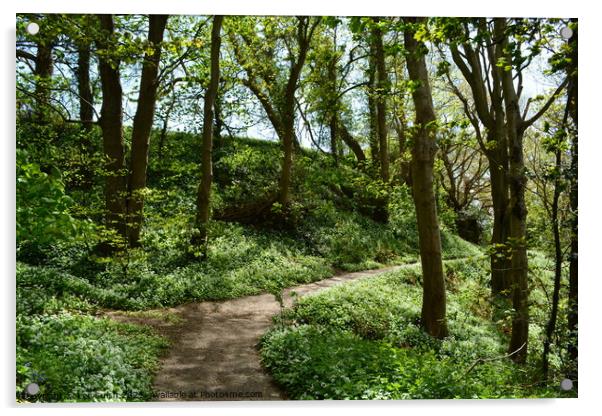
[105,264,407,401]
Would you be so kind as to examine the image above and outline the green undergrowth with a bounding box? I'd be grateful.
[16,218,478,313]
[17,132,481,312]
[260,255,575,399]
[16,130,483,402]
[16,313,167,402]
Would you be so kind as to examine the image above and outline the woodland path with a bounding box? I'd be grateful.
[107,264,408,401]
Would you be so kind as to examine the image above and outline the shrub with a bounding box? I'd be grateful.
[16,149,85,249]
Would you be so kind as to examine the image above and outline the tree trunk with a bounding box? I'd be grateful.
[566,20,578,367]
[34,35,54,122]
[213,89,224,146]
[567,118,578,365]
[77,43,94,129]
[449,21,513,300]
[367,43,380,167]
[489,138,512,296]
[329,114,338,163]
[497,18,529,364]
[97,14,127,246]
[506,129,529,364]
[542,138,563,378]
[339,122,367,163]
[158,90,176,159]
[191,15,223,258]
[394,113,411,186]
[159,119,168,158]
[232,18,315,209]
[277,114,295,206]
[327,47,338,164]
[404,17,448,339]
[488,39,512,298]
[276,18,313,207]
[77,41,94,189]
[127,14,169,247]
[372,20,389,183]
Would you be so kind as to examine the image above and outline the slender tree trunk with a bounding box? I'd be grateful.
[394,113,411,185]
[328,32,339,164]
[231,18,315,209]
[449,21,513,300]
[330,114,338,163]
[367,44,380,167]
[77,43,94,129]
[339,122,367,163]
[77,41,94,189]
[34,36,54,122]
[506,135,529,364]
[159,119,168,158]
[365,20,389,222]
[191,15,223,258]
[567,120,578,365]
[158,90,176,159]
[372,20,389,183]
[404,17,448,339]
[127,14,169,247]
[97,14,127,246]
[276,18,313,207]
[488,41,513,299]
[213,88,224,147]
[542,138,564,378]
[566,20,578,367]
[506,129,529,364]
[497,18,529,364]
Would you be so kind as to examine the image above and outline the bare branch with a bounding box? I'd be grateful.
[522,78,569,129]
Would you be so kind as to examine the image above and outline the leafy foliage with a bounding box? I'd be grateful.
[16,149,84,247]
[261,258,575,399]
[16,314,167,402]
[15,13,575,401]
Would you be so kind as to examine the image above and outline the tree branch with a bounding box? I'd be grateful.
[16,49,37,62]
[463,342,527,377]
[521,78,569,129]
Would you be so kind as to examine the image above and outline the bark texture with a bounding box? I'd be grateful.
[449,23,512,297]
[77,42,94,129]
[404,17,448,339]
[566,20,578,367]
[276,19,313,206]
[542,115,565,377]
[372,19,389,183]
[367,42,380,167]
[497,18,528,364]
[191,15,224,258]
[77,41,95,189]
[127,14,169,246]
[33,31,54,122]
[97,14,127,245]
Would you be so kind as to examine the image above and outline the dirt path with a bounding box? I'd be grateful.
[107,264,405,401]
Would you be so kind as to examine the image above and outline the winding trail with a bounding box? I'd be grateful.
[107,264,406,401]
